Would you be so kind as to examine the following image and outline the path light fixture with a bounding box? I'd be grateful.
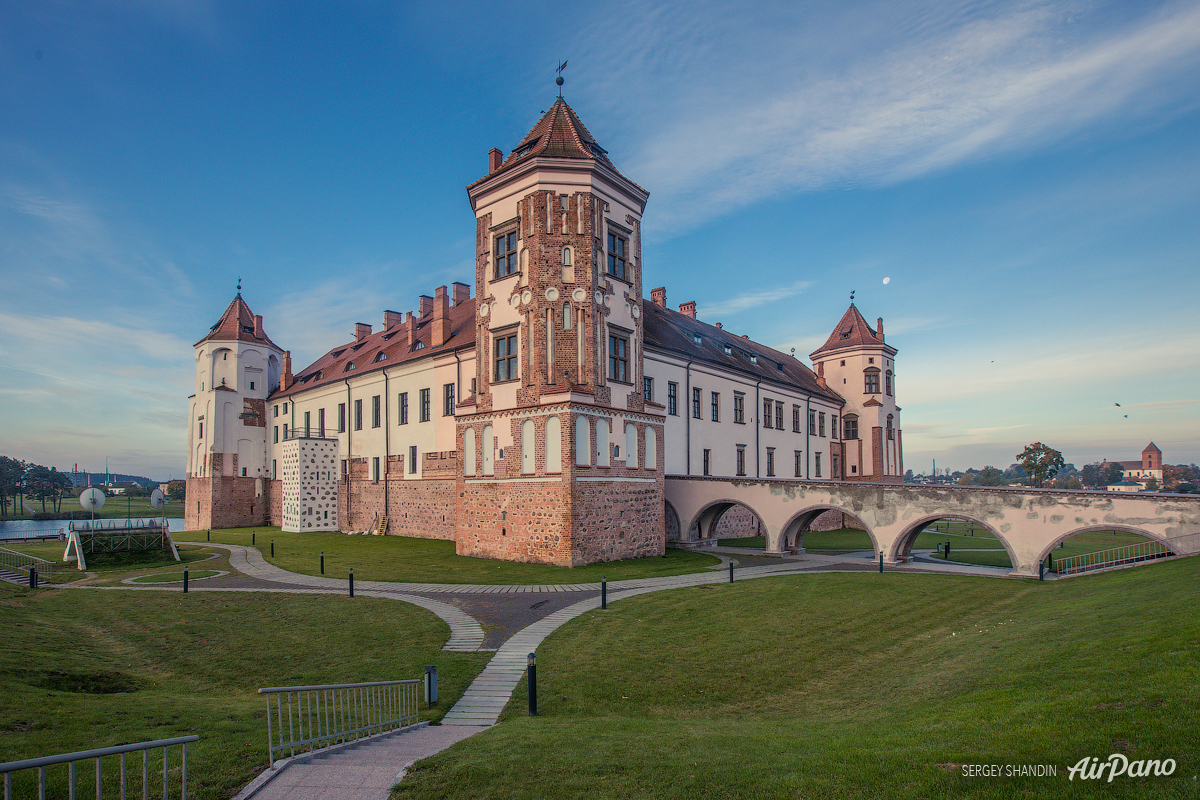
[527,653,537,716]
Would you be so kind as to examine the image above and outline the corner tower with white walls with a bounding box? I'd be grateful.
[810,305,902,482]
[456,98,665,565]
[185,294,285,529]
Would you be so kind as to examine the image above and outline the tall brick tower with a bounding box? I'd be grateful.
[456,98,665,565]
[810,305,902,482]
[185,293,285,529]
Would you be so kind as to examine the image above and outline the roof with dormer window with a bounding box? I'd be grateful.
[195,293,279,349]
[809,304,894,359]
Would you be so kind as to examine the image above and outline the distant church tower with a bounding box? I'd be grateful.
[455,98,665,565]
[811,305,903,482]
[185,293,285,529]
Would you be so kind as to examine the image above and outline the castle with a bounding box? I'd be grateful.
[185,98,902,565]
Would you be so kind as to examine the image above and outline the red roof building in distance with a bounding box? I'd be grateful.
[184,97,902,563]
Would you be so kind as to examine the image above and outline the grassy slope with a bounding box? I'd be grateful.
[174,528,721,584]
[0,584,490,799]
[395,558,1200,799]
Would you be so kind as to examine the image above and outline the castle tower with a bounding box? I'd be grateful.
[810,305,903,482]
[456,98,664,565]
[185,293,284,529]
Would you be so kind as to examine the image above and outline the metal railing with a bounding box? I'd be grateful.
[69,519,167,532]
[0,547,54,582]
[0,735,197,800]
[0,528,65,543]
[259,679,421,768]
[1054,540,1173,575]
[282,425,330,440]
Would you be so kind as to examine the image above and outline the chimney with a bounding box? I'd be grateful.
[679,301,696,319]
[431,286,450,348]
[281,350,293,390]
[877,317,884,341]
[254,315,263,338]
[419,295,434,318]
[383,310,403,329]
[403,311,417,342]
[650,287,667,308]
[355,322,372,342]
[488,148,503,173]
[817,375,827,389]
[452,282,471,306]
[715,322,722,329]
[816,361,824,377]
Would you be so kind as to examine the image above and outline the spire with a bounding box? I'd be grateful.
[497,99,611,170]
[196,294,279,348]
[810,304,889,359]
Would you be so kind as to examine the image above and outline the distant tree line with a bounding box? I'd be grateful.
[0,455,74,516]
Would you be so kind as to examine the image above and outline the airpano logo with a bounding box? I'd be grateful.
[1068,754,1176,782]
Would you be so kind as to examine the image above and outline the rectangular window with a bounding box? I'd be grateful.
[711,392,720,422]
[844,417,858,440]
[703,449,711,476]
[273,405,278,418]
[444,383,456,416]
[283,423,288,439]
[340,459,348,483]
[831,415,838,438]
[608,334,629,382]
[304,411,311,436]
[643,377,653,402]
[282,403,288,413]
[865,371,881,394]
[272,459,277,480]
[667,382,678,416]
[354,399,363,431]
[337,403,345,432]
[763,398,773,428]
[736,445,746,477]
[318,408,326,438]
[250,381,255,391]
[808,410,817,436]
[495,333,518,382]
[607,231,628,280]
[372,395,381,428]
[419,388,431,422]
[692,387,702,419]
[775,401,784,431]
[399,392,408,425]
[408,445,418,474]
[818,412,826,437]
[734,393,745,424]
[815,453,822,478]
[494,231,517,278]
[372,456,380,483]
[273,425,278,443]
[792,405,801,433]
[766,447,775,477]
[794,450,802,478]
[198,421,204,439]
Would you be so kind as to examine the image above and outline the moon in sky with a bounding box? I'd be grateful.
[882,277,891,284]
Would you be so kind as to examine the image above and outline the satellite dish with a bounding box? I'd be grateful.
[79,488,106,511]
[149,488,166,510]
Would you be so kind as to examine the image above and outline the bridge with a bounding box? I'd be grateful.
[665,477,1200,577]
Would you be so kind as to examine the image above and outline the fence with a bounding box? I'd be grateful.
[0,735,197,800]
[1053,540,1173,576]
[0,547,54,582]
[259,679,422,768]
[0,528,65,543]
[69,519,168,532]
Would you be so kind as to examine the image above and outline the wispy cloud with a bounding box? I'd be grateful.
[697,279,812,319]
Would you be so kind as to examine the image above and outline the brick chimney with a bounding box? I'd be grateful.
[679,301,696,319]
[383,310,403,329]
[402,311,417,342]
[281,350,293,390]
[877,317,884,341]
[355,322,372,342]
[488,148,503,173]
[452,282,471,306]
[419,295,434,318]
[715,322,722,329]
[651,287,667,308]
[431,286,450,348]
[254,315,264,338]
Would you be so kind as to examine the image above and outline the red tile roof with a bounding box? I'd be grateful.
[195,294,279,349]
[810,304,890,359]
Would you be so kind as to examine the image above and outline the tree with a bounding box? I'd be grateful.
[904,469,915,483]
[976,466,1004,486]
[167,480,186,502]
[1145,476,1159,491]
[0,456,24,516]
[1016,442,1065,488]
[1101,462,1125,486]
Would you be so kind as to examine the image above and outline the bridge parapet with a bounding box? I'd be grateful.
[664,477,1200,577]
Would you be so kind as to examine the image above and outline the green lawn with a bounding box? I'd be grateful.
[927,530,1158,570]
[394,557,1200,799]
[2,540,215,584]
[1,497,184,520]
[174,527,721,584]
[0,583,490,799]
[718,528,876,552]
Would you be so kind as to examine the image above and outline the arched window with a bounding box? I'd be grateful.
[463,427,476,476]
[563,302,572,330]
[597,418,610,466]
[885,370,893,396]
[886,414,894,440]
[625,423,637,468]
[482,424,494,475]
[645,427,657,470]
[521,419,535,474]
[561,247,573,283]
[545,416,562,473]
[575,415,590,466]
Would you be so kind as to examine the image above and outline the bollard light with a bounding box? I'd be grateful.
[527,652,537,716]
[729,561,734,583]
[29,567,37,589]
[271,540,275,558]
[320,552,325,575]
[601,577,607,609]
[879,551,884,573]
[252,531,256,546]
[349,567,354,597]
[425,665,439,706]
[206,529,210,542]
[183,565,189,593]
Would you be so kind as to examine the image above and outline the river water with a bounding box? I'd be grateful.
[0,518,187,540]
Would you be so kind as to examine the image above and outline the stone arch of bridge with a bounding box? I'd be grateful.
[1033,524,1181,567]
[893,514,1019,568]
[683,499,766,545]
[779,505,878,555]
[664,500,683,544]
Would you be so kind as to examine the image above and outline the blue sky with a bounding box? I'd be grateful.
[2,0,1198,480]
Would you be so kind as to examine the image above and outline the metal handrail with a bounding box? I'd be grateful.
[258,679,421,768]
[0,735,197,800]
[1055,540,1172,575]
[69,519,167,532]
[0,547,54,581]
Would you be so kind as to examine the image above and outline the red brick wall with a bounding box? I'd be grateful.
[387,478,456,539]
[184,469,269,531]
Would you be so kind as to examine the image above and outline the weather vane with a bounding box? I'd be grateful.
[556,60,568,96]
[237,276,242,292]
[850,290,855,303]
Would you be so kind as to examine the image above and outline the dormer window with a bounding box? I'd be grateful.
[692,334,702,346]
[776,362,784,372]
[374,352,388,363]
[723,345,733,355]
[840,329,852,339]
[241,325,254,333]
[750,355,758,365]
[345,362,356,372]
[411,341,426,351]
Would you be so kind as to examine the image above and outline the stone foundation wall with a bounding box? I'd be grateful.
[457,479,574,564]
[387,478,456,539]
[184,470,268,531]
[571,479,664,564]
